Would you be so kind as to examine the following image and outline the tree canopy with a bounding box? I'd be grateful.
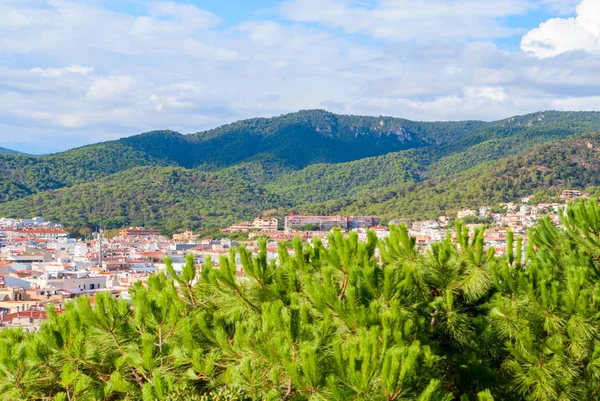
[4,200,600,400]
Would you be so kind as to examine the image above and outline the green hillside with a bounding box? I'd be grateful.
[2,132,600,234]
[0,110,487,203]
[188,109,486,168]
[0,143,174,202]
[266,112,600,205]
[0,166,284,233]
[304,132,600,220]
[2,110,600,233]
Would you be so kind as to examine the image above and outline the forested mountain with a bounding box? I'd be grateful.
[0,110,485,202]
[303,132,600,220]
[1,109,600,233]
[0,144,174,203]
[0,167,285,233]
[264,116,598,205]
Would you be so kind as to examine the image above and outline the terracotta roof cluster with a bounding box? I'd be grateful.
[2,309,64,323]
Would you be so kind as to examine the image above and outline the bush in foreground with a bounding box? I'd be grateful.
[3,200,600,400]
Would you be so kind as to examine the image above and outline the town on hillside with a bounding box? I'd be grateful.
[0,189,585,330]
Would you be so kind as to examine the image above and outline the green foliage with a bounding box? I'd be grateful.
[0,167,286,233]
[300,224,320,231]
[2,111,600,233]
[315,132,600,220]
[6,200,600,399]
[460,216,494,225]
[0,109,483,204]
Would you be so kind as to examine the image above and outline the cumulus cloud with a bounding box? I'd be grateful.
[538,0,581,14]
[0,0,599,153]
[238,21,285,46]
[147,1,221,29]
[31,65,93,77]
[522,0,600,57]
[280,0,531,41]
[86,76,136,101]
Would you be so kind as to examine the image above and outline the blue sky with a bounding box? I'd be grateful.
[1,0,599,154]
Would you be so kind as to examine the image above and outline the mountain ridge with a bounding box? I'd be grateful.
[1,131,599,233]
[1,109,600,233]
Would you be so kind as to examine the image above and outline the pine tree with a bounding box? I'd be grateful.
[7,199,600,399]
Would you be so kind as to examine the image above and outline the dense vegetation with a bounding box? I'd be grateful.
[3,130,600,235]
[0,110,485,201]
[303,133,600,220]
[4,200,600,400]
[0,167,285,235]
[2,110,600,233]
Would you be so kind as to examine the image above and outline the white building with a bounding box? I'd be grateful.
[457,209,476,219]
[26,270,107,292]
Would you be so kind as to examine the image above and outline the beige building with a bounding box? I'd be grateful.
[225,218,279,233]
[121,227,161,239]
[252,217,278,232]
[173,231,199,242]
[284,215,348,232]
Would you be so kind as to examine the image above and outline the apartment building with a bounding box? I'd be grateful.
[348,216,380,229]
[252,217,279,232]
[285,215,348,232]
[224,217,279,233]
[561,190,583,200]
[27,270,107,292]
[121,227,162,239]
[173,231,200,242]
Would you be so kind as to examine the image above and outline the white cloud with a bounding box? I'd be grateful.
[86,76,135,101]
[32,111,86,128]
[238,21,285,46]
[0,0,599,153]
[552,96,600,110]
[55,113,87,128]
[181,39,240,60]
[465,86,509,102]
[147,1,221,29]
[30,64,93,77]
[280,0,531,41]
[538,0,581,14]
[522,0,600,57]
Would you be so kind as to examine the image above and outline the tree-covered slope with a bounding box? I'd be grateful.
[189,110,600,172]
[0,111,486,202]
[1,110,599,202]
[310,132,600,220]
[2,110,600,231]
[0,167,285,233]
[188,109,488,169]
[0,143,175,202]
[266,113,600,205]
[3,131,600,233]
